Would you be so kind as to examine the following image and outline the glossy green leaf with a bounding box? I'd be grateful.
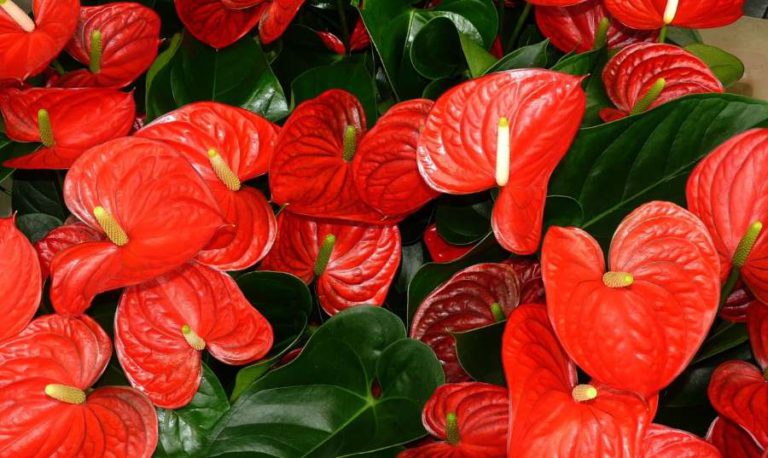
[0,135,39,183]
[552,47,610,127]
[460,33,498,77]
[435,195,492,245]
[15,213,61,242]
[484,40,549,74]
[145,32,183,121]
[11,170,67,220]
[291,62,378,123]
[272,25,344,85]
[454,321,506,385]
[692,321,749,364]
[685,43,745,87]
[665,27,703,46]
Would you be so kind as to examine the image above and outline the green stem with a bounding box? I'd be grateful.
[342,125,358,162]
[506,2,531,50]
[37,109,54,147]
[630,78,666,116]
[490,302,505,322]
[314,234,336,276]
[658,25,667,44]
[336,0,350,55]
[89,30,103,74]
[445,412,460,445]
[719,267,740,309]
[51,59,66,76]
[593,17,610,49]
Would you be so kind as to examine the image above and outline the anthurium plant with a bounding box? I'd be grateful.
[1,0,765,456]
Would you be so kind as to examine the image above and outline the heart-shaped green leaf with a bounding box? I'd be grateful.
[454,321,506,385]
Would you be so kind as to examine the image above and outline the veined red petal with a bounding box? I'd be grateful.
[259,0,305,44]
[749,302,768,370]
[721,281,756,323]
[707,416,763,458]
[0,217,41,342]
[83,387,158,458]
[604,0,744,30]
[642,424,722,458]
[709,360,768,449]
[175,0,266,49]
[34,220,104,280]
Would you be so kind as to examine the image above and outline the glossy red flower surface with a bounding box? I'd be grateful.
[35,220,104,280]
[116,262,273,408]
[138,102,278,270]
[604,0,744,30]
[175,0,267,49]
[317,30,345,55]
[50,137,225,315]
[601,43,723,121]
[0,314,157,457]
[642,424,722,457]
[411,263,522,382]
[56,3,161,88]
[260,211,401,315]
[0,87,135,169]
[687,129,768,303]
[352,99,439,217]
[535,0,658,53]
[0,217,41,342]
[0,0,80,81]
[722,280,757,323]
[258,0,305,44]
[542,201,720,395]
[707,416,764,458]
[709,360,768,449]
[502,304,653,457]
[417,69,585,254]
[423,224,474,263]
[318,19,371,55]
[399,382,508,458]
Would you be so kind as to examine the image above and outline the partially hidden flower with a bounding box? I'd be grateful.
[0,216,41,342]
[604,0,744,30]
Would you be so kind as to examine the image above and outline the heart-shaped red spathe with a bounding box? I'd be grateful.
[707,416,764,458]
[0,314,157,457]
[137,102,279,271]
[258,0,305,44]
[116,262,273,408]
[642,424,722,458]
[687,129,768,303]
[50,136,226,316]
[0,0,79,81]
[410,263,522,383]
[175,0,267,49]
[35,220,104,280]
[0,217,41,342]
[0,87,136,169]
[601,43,723,121]
[502,303,653,458]
[709,361,768,449]
[55,3,161,88]
[417,69,586,255]
[535,0,658,54]
[542,201,720,395]
[352,99,439,217]
[271,89,398,225]
[399,382,508,458]
[604,0,744,30]
[260,211,401,316]
[423,224,474,263]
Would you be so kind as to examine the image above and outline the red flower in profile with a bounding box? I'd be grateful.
[423,224,474,263]
[0,314,157,457]
[721,280,757,323]
[138,102,278,271]
[0,0,80,81]
[260,211,401,316]
[417,69,585,254]
[0,216,41,342]
[55,3,162,88]
[600,43,723,121]
[398,382,508,458]
[50,137,226,315]
[116,262,273,408]
[604,0,744,30]
[707,416,764,457]
[542,201,720,395]
[535,0,658,54]
[0,87,135,169]
[503,304,654,457]
[641,424,721,457]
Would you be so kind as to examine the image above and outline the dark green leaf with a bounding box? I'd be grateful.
[435,196,492,245]
[692,321,749,364]
[11,170,67,220]
[0,135,39,183]
[272,25,344,85]
[15,213,61,242]
[552,47,611,127]
[484,40,549,74]
[665,27,703,46]
[685,43,745,87]
[145,32,183,121]
[454,321,506,385]
[291,62,378,123]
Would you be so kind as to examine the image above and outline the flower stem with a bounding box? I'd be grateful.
[506,2,531,50]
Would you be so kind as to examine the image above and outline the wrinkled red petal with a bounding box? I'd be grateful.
[57,3,161,88]
[535,0,658,54]
[83,387,158,458]
[0,217,41,342]
[353,99,438,217]
[35,221,104,280]
[603,43,723,117]
[175,0,266,49]
[0,0,80,81]
[687,129,768,303]
[1,87,136,169]
[51,137,224,315]
[259,0,305,44]
[423,224,474,263]
[707,416,764,458]
[317,30,345,55]
[261,211,401,316]
[398,442,467,457]
[604,0,744,30]
[709,361,768,449]
[642,424,721,458]
[411,263,522,382]
[417,70,585,254]
[542,201,720,395]
[722,281,756,323]
[504,258,545,304]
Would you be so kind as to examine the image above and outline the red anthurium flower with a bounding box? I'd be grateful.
[604,0,744,30]
[258,0,306,44]
[0,314,157,457]
[410,263,522,382]
[721,280,757,323]
[423,224,474,263]
[687,129,768,304]
[352,99,439,217]
[116,262,273,408]
[0,87,135,169]
[35,220,104,280]
[505,258,546,304]
[709,360,768,450]
[600,43,723,121]
[503,304,653,457]
[398,382,508,458]
[137,102,278,271]
[0,0,79,81]
[260,211,401,316]
[542,201,720,395]
[56,3,161,88]
[50,137,225,316]
[642,424,722,457]
[416,69,585,254]
[535,0,658,54]
[0,217,41,342]
[707,416,764,458]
